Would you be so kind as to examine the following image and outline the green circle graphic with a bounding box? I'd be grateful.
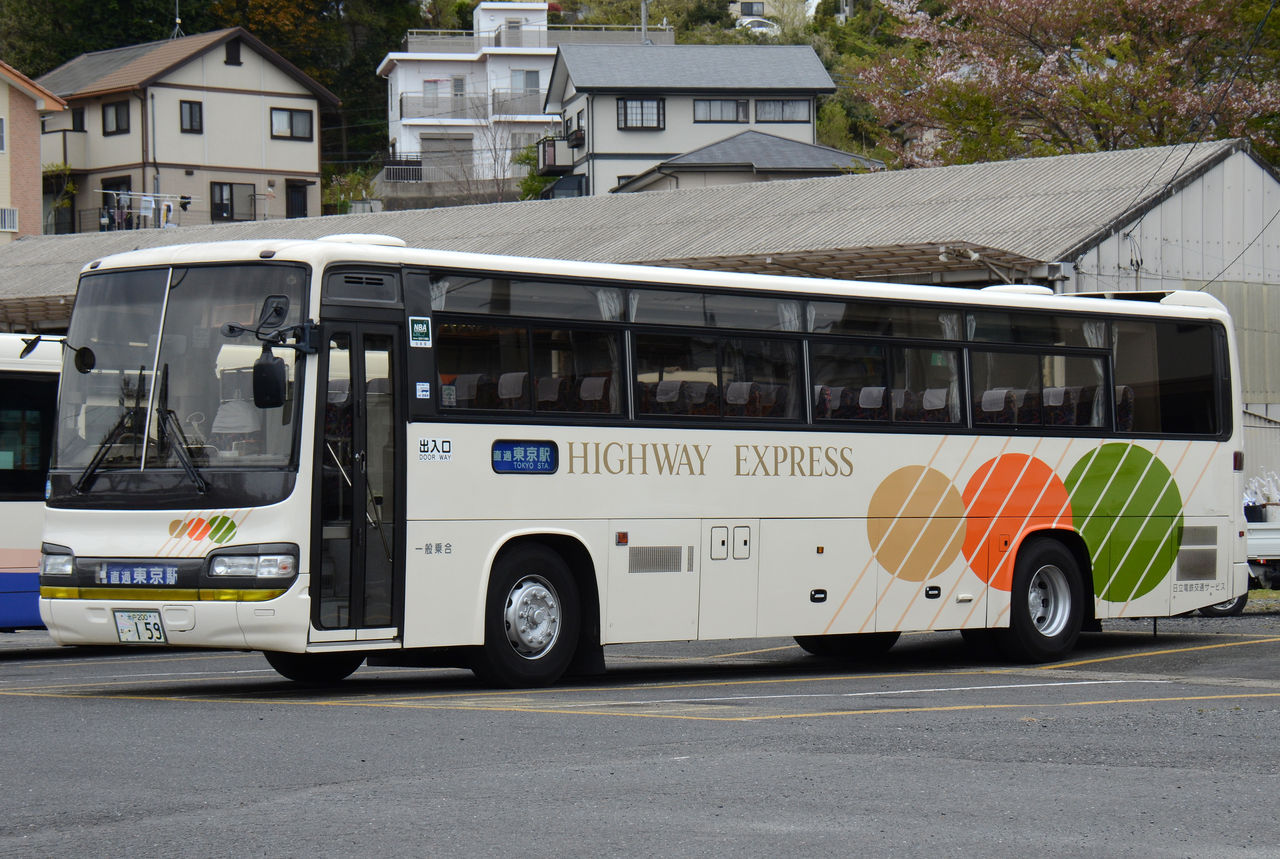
[207,515,238,544]
[1064,443,1183,602]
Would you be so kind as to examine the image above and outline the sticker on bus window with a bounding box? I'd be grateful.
[409,316,432,348]
[492,441,558,474]
[416,382,431,399]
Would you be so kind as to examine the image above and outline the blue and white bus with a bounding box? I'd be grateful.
[1,333,60,629]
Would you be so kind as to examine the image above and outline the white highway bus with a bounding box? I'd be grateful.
[0,333,60,629]
[39,236,1247,686]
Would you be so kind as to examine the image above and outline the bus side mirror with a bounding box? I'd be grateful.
[253,346,287,408]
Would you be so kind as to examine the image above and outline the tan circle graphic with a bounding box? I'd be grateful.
[867,465,966,582]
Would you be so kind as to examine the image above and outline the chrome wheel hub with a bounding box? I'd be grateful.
[1027,563,1071,639]
[503,575,560,659]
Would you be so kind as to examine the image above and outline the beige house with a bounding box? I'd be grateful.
[0,61,66,242]
[38,28,338,233]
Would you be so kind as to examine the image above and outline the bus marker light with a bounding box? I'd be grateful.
[615,532,628,546]
[816,546,824,554]
[810,589,827,603]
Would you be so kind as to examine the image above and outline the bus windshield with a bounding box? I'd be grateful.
[53,263,309,477]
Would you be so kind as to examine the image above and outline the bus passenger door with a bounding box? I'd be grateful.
[314,323,403,638]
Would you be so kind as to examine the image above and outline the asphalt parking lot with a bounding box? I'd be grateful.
[4,613,1280,856]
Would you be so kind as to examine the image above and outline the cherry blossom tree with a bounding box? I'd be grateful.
[856,0,1280,166]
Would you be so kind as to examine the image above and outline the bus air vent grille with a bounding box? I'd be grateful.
[1176,525,1218,581]
[629,546,684,574]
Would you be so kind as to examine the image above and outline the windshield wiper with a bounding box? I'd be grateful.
[75,365,147,493]
[74,405,141,492]
[155,364,209,494]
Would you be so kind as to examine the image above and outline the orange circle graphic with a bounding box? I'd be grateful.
[867,465,966,582]
[962,454,1072,591]
[186,518,212,541]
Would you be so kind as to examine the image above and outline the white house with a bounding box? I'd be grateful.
[38,28,338,232]
[538,44,836,197]
[376,1,672,205]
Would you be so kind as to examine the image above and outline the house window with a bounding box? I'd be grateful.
[270,108,313,140]
[452,76,467,98]
[617,97,664,130]
[694,99,748,122]
[102,101,130,135]
[740,2,764,15]
[225,38,242,65]
[180,100,203,134]
[512,69,539,93]
[210,182,256,221]
[71,107,86,131]
[756,99,811,122]
[0,118,5,152]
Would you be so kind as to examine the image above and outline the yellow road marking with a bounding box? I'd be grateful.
[6,687,1280,723]
[1043,635,1280,668]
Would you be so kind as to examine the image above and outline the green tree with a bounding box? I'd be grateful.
[0,0,220,76]
[514,142,554,200]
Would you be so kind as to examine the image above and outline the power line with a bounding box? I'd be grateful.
[1200,203,1280,290]
[1120,0,1279,238]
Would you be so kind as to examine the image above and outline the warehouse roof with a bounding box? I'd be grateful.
[0,137,1260,330]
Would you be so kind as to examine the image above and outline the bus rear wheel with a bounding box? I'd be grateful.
[794,631,900,660]
[996,539,1083,662]
[264,651,365,684]
[1199,593,1247,617]
[471,544,580,688]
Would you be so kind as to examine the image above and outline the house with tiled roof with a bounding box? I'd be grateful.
[537,44,836,196]
[38,27,338,232]
[0,61,65,242]
[614,130,882,193]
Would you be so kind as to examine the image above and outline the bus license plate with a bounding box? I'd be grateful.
[114,609,167,643]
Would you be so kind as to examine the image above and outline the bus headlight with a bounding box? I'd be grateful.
[210,554,296,578]
[41,554,75,576]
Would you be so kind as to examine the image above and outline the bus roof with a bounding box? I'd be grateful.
[80,237,1232,324]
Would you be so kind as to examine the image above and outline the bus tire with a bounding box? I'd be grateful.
[996,539,1083,663]
[1199,593,1247,617]
[794,631,900,660]
[264,651,365,684]
[471,544,580,688]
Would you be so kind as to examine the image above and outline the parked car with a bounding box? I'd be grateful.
[736,16,780,35]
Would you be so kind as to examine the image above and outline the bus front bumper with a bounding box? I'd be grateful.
[38,575,312,652]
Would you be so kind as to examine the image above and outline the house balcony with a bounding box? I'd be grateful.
[399,89,553,121]
[382,150,530,185]
[399,92,491,120]
[490,89,546,117]
[537,136,572,175]
[402,25,673,53]
[41,129,87,169]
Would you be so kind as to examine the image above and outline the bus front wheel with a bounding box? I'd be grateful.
[264,651,365,684]
[997,539,1083,663]
[471,544,581,688]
